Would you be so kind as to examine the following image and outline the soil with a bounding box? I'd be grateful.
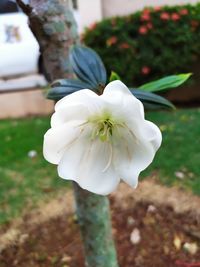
[1,196,200,267]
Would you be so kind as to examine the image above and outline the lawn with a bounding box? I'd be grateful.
[144,108,200,192]
[0,116,67,224]
[0,108,200,224]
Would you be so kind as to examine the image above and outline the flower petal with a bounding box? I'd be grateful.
[113,122,161,188]
[142,121,162,151]
[101,80,161,151]
[55,89,102,113]
[43,80,162,195]
[51,103,90,128]
[101,80,145,120]
[43,120,85,164]
[115,141,153,188]
[58,131,119,195]
[128,119,162,152]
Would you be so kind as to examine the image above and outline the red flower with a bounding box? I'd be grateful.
[141,66,151,75]
[139,26,148,35]
[171,13,180,21]
[119,43,130,49]
[154,6,162,12]
[179,9,188,15]
[147,23,153,30]
[106,36,117,46]
[143,8,151,14]
[160,12,170,20]
[89,23,97,31]
[141,13,151,21]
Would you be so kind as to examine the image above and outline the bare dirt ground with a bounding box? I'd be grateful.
[1,179,200,267]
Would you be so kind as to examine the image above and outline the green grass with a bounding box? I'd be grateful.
[144,108,200,193]
[0,116,68,224]
[0,108,200,224]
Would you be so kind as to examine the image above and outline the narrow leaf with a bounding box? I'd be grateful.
[139,73,192,92]
[47,79,90,100]
[51,79,92,89]
[130,88,175,110]
[70,45,107,89]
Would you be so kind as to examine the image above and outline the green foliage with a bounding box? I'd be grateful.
[47,45,107,100]
[83,4,200,86]
[109,71,121,82]
[130,89,175,109]
[47,45,175,110]
[69,45,107,88]
[48,79,92,100]
[139,73,192,92]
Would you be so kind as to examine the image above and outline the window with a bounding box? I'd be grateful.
[0,0,18,14]
[72,0,78,10]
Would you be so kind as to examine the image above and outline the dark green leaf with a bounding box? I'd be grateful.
[70,45,107,89]
[51,78,92,89]
[47,79,91,100]
[130,88,175,110]
[139,73,192,92]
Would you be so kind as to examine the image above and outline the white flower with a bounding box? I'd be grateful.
[43,80,162,195]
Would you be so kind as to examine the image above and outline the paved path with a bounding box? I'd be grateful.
[0,74,53,119]
[0,74,47,93]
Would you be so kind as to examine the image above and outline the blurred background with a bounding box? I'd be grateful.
[0,0,200,266]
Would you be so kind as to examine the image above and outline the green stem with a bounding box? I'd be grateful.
[73,182,119,267]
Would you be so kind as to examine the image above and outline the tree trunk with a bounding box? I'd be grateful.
[17,1,119,266]
[16,0,79,81]
[73,183,119,267]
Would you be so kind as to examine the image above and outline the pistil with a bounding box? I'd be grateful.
[89,112,124,142]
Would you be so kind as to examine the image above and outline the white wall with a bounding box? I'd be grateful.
[78,0,200,31]
[103,0,200,17]
[77,0,103,32]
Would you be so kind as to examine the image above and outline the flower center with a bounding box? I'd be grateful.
[88,112,124,142]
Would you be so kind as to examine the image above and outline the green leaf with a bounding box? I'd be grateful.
[139,73,192,92]
[109,71,121,82]
[130,88,175,110]
[47,79,91,100]
[51,78,92,89]
[70,45,107,89]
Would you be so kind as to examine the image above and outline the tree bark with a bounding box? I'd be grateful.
[17,1,119,266]
[73,183,119,267]
[16,0,79,81]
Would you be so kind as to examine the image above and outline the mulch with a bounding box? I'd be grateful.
[1,198,200,267]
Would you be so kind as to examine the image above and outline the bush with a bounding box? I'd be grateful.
[82,4,200,86]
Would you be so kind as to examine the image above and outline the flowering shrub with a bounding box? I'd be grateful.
[82,4,200,86]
